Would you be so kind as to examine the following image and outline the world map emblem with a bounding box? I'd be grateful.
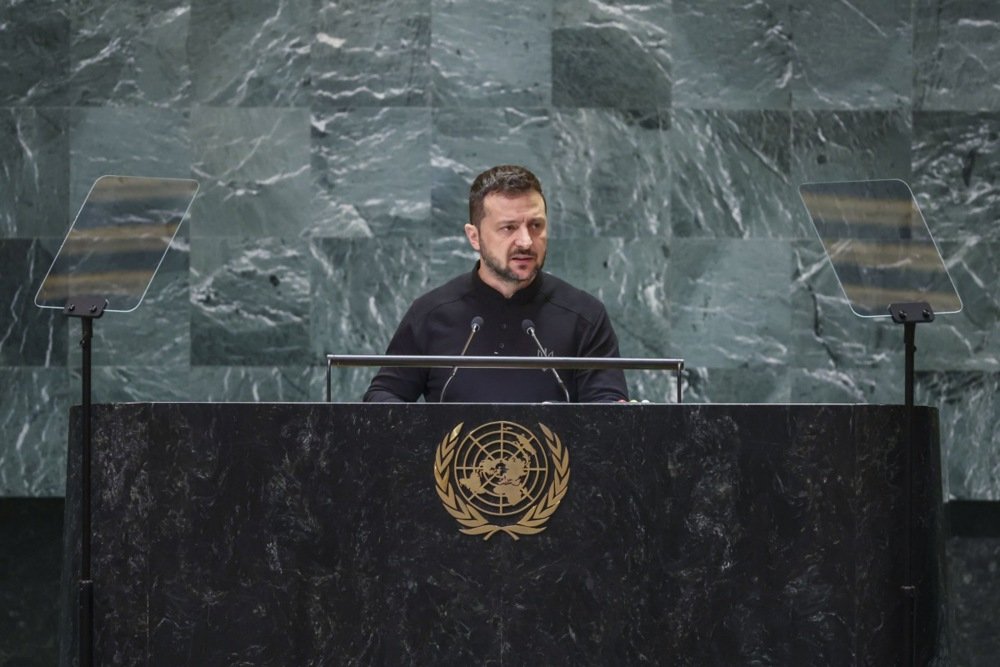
[434,421,570,540]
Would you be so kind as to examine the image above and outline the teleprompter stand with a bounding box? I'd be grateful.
[889,302,935,409]
[800,180,962,667]
[34,175,199,667]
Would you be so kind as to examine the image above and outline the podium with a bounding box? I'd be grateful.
[61,403,944,665]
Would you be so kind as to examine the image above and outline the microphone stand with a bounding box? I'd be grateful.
[522,319,571,402]
[440,317,483,402]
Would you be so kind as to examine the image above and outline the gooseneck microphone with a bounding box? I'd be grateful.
[521,319,571,402]
[439,316,484,402]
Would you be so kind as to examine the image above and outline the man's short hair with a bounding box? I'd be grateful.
[468,165,546,227]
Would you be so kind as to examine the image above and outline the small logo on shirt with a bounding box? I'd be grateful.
[536,346,554,371]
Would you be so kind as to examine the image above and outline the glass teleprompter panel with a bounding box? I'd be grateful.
[35,175,198,313]
[799,179,962,318]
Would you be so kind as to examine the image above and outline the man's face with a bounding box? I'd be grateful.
[465,191,548,296]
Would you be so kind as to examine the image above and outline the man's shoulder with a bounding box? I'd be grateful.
[406,272,474,317]
[540,272,610,323]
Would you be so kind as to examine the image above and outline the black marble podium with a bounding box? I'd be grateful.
[61,403,944,665]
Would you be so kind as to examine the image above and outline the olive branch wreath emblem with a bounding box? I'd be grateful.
[433,422,570,540]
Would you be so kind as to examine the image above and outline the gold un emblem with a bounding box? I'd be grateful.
[434,421,570,540]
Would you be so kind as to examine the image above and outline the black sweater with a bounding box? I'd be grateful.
[363,264,628,403]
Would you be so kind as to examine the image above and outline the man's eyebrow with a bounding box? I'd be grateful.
[495,215,546,224]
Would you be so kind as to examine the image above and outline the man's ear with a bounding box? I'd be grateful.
[464,223,480,252]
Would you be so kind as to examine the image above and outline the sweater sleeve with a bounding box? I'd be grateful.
[573,306,629,403]
[362,315,429,403]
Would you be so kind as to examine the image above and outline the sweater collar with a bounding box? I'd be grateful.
[470,261,545,305]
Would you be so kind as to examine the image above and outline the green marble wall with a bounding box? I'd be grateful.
[1,0,998,500]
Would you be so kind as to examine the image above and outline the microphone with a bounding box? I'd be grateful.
[521,319,571,402]
[439,316,484,402]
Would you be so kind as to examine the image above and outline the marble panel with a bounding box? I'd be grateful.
[309,107,431,238]
[191,237,311,366]
[947,534,1000,666]
[550,108,671,239]
[431,107,552,237]
[791,110,912,235]
[0,499,63,667]
[672,0,792,110]
[671,110,797,238]
[665,238,792,369]
[67,0,191,106]
[788,366,904,405]
[310,236,431,359]
[681,366,792,404]
[69,107,193,212]
[189,107,310,238]
[313,0,430,107]
[914,0,1000,111]
[66,242,190,368]
[0,239,67,367]
[0,367,70,496]
[915,240,999,372]
[188,0,311,107]
[912,111,1000,243]
[189,366,326,403]
[0,0,70,105]
[791,109,913,182]
[430,0,551,107]
[918,372,1000,500]
[790,0,911,110]
[552,0,671,108]
[945,502,1000,666]
[79,364,193,403]
[0,108,70,238]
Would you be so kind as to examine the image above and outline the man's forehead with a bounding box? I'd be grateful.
[483,191,547,218]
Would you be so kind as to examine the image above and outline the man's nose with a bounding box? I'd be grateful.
[513,225,532,247]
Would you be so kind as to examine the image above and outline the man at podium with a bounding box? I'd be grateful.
[363,164,628,403]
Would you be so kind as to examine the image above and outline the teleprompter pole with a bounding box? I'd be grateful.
[64,296,106,667]
[888,301,934,667]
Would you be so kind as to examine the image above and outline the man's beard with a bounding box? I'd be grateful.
[481,247,543,285]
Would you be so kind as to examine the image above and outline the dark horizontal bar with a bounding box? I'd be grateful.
[945,501,1000,539]
[326,354,683,372]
